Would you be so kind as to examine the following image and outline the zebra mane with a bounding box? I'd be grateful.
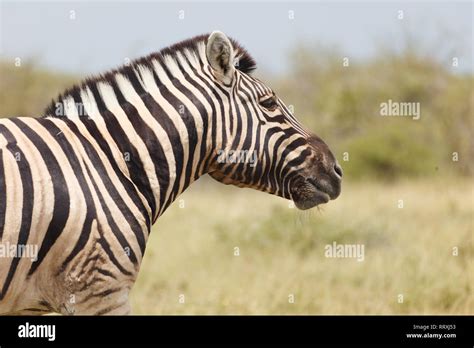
[43,34,256,117]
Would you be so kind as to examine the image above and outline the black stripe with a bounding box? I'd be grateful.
[108,80,158,217]
[233,82,261,183]
[139,80,184,209]
[42,120,98,275]
[179,54,227,172]
[110,79,170,221]
[60,215,95,275]
[97,234,133,277]
[264,128,302,194]
[174,58,212,178]
[156,63,201,188]
[9,119,71,276]
[96,268,117,280]
[279,148,312,198]
[78,85,153,227]
[63,119,146,258]
[0,124,34,300]
[82,287,122,303]
[122,65,146,96]
[0,148,6,239]
[83,162,139,267]
[82,253,101,269]
[282,170,300,200]
[239,74,266,172]
[277,138,310,179]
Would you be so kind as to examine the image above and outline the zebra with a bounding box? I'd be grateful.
[0,31,342,315]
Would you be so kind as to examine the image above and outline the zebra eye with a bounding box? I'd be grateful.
[260,96,278,111]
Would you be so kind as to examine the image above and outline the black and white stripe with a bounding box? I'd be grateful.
[0,31,341,315]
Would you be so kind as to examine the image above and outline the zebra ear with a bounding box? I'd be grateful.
[206,31,235,84]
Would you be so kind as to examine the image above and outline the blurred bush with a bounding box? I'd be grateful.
[273,43,474,178]
[343,124,438,180]
[0,60,76,117]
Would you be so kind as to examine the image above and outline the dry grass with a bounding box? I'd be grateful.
[131,176,473,314]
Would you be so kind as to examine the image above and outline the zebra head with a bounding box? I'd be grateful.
[206,31,342,209]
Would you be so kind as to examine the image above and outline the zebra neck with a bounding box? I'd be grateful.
[114,57,229,220]
[48,45,224,222]
[60,81,217,222]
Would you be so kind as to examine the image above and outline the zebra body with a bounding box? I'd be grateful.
[0,32,342,314]
[0,116,146,314]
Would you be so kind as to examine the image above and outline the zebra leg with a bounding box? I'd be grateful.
[59,287,132,315]
[56,259,134,315]
[53,220,137,315]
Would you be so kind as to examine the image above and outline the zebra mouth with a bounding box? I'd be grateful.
[291,177,331,210]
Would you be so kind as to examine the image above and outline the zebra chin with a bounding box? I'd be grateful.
[290,177,341,210]
[292,189,330,210]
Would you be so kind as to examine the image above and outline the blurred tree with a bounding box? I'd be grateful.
[272,41,473,178]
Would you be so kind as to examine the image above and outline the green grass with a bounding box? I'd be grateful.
[131,176,473,314]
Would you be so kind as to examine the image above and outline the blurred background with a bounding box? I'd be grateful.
[0,0,472,314]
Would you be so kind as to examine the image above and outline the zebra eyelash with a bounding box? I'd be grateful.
[259,96,278,111]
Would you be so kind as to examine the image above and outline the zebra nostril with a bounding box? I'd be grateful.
[334,163,343,178]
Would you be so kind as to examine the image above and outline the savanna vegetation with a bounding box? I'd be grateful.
[0,39,472,314]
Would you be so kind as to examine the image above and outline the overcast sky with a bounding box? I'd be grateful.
[0,1,472,76]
